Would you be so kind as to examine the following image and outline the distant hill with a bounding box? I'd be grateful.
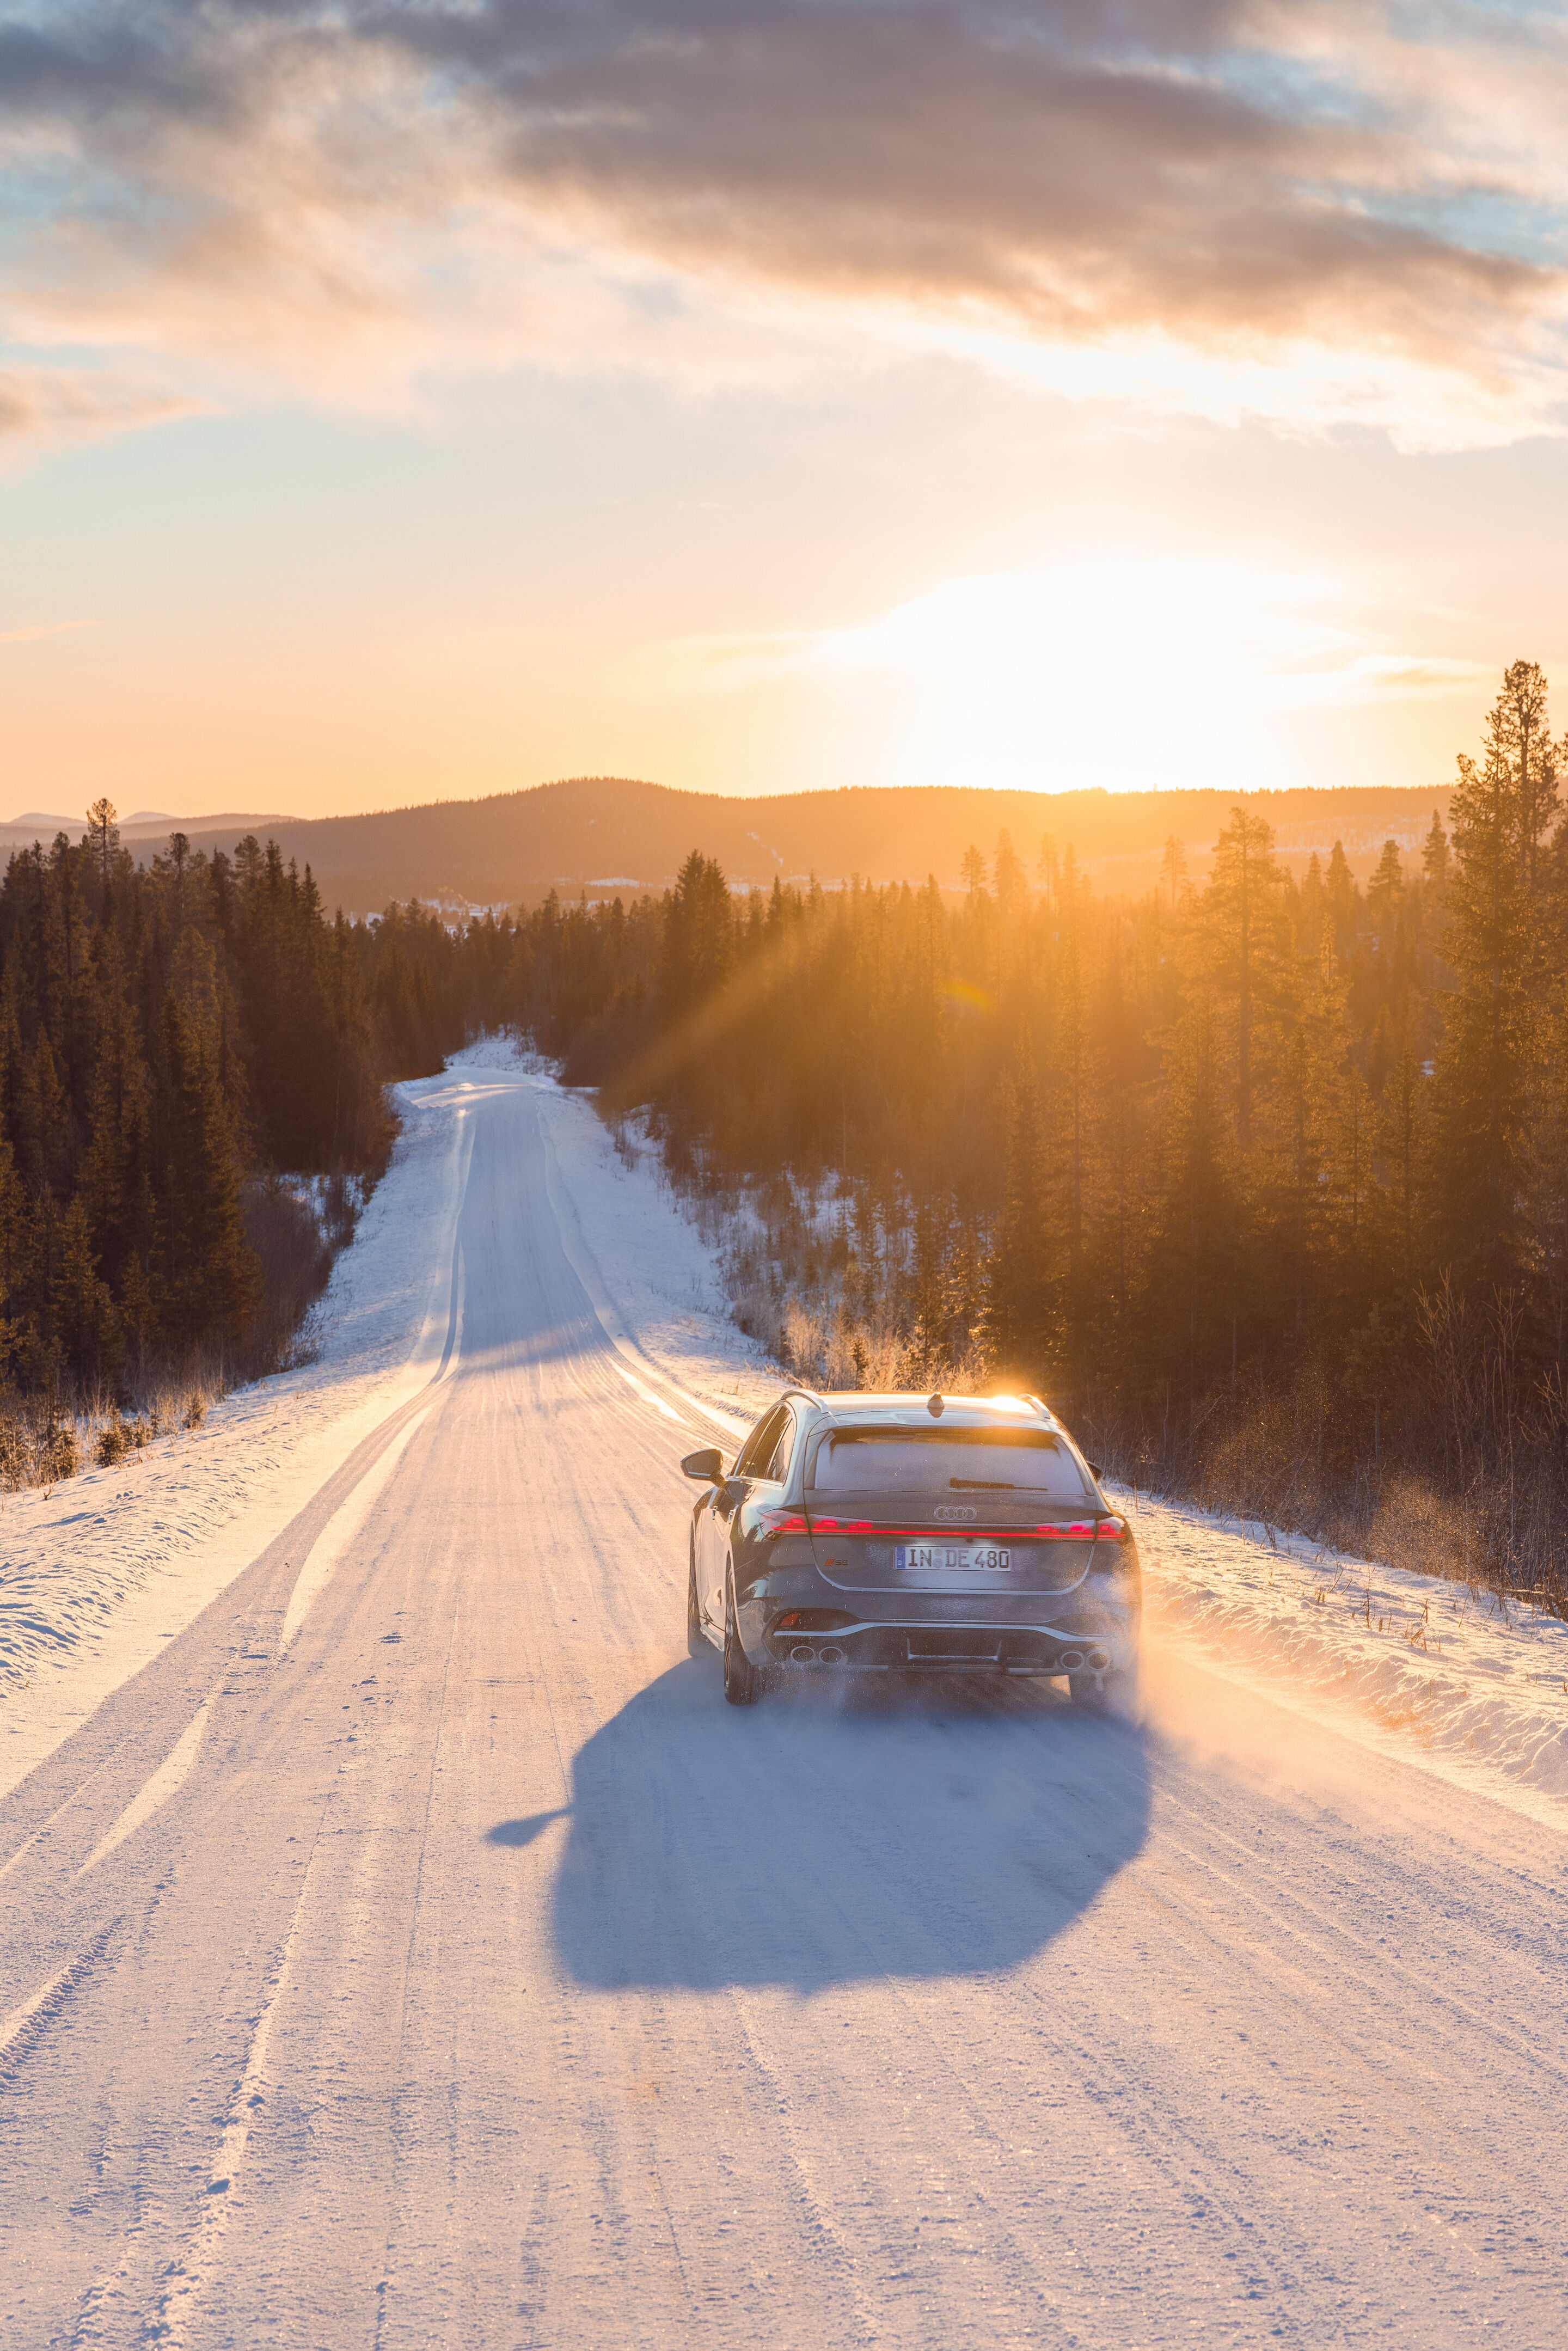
[164,777,1454,915]
[0,778,1453,915]
[0,809,296,859]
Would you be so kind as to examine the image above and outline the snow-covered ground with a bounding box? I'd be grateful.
[510,1045,782,1433]
[1135,1493,1568,1827]
[6,1043,1567,2348]
[5,1033,1568,1839]
[0,1064,468,1796]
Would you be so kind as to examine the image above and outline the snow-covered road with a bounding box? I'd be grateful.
[3,1065,1567,2348]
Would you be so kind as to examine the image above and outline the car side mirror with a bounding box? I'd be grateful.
[681,1446,726,1484]
[1086,1460,1104,1482]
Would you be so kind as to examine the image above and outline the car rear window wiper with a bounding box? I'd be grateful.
[950,1478,1016,1489]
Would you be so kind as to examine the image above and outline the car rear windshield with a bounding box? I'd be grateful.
[808,1426,1091,1502]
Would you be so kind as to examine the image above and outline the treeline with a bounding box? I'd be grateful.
[509,662,1568,1601]
[0,809,511,1424]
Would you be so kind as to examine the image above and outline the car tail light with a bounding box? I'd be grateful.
[812,1516,1107,1541]
[754,1508,808,1534]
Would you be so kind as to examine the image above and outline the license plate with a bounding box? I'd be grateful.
[896,1542,1012,1575]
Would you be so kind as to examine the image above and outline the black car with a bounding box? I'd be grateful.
[682,1388,1141,1710]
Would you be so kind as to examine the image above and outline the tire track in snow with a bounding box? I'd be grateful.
[0,1737,133,1885]
[70,1813,332,2350]
[277,1404,434,1655]
[74,1701,212,1878]
[0,1394,445,1894]
[531,1091,748,1444]
[0,1920,121,2091]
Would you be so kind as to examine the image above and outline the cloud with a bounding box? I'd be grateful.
[0,0,1563,444]
[0,360,197,451]
[0,617,91,642]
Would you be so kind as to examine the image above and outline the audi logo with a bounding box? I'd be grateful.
[934,1505,977,1521]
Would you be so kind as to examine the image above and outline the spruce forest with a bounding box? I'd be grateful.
[513,662,1568,1605]
[0,809,510,1474]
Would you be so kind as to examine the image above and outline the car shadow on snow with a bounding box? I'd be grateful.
[491,1659,1152,1993]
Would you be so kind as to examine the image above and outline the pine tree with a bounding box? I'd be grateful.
[51,1196,118,1384]
[159,996,260,1357]
[1203,806,1289,1155]
[86,798,119,892]
[81,945,155,1307]
[1325,841,1358,958]
[1365,840,1404,935]
[1275,924,1353,1346]
[1147,988,1238,1413]
[1431,664,1559,1289]
[981,1068,1053,1385]
[0,1130,34,1376]
[1049,851,1093,1379]
[898,1189,952,1388]
[1422,810,1450,898]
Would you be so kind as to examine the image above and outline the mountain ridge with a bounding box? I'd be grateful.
[13,776,1458,915]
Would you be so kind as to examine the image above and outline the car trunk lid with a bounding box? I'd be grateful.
[804,1422,1102,1595]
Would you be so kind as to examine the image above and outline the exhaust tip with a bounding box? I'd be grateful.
[1058,1649,1085,1673]
[818,1645,845,1665]
[1087,1646,1112,1671]
[791,1644,818,1664]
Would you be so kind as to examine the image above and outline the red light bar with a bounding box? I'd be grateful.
[807,1516,1102,1541]
[754,1508,808,1533]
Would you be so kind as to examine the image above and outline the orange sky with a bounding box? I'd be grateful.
[2,0,1566,818]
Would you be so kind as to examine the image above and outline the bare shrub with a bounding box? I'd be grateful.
[1368,1473,1479,1586]
[129,1356,225,1444]
[780,1299,828,1377]
[1195,1369,1342,1536]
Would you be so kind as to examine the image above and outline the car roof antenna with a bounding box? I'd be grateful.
[927,1392,945,1418]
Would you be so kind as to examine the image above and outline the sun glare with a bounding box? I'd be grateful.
[792,558,1474,797]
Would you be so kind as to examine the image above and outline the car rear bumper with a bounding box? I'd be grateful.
[737,1548,1142,1679]
[761,1615,1138,1676]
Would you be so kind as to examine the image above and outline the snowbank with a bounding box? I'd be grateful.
[1130,1490,1568,1826]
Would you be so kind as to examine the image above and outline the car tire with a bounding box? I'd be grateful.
[722,1571,762,1706]
[687,1535,708,1658]
[1068,1663,1139,1717]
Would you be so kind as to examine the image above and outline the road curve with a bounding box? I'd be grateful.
[2,1073,1566,2348]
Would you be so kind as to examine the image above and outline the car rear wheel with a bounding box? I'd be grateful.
[687,1535,708,1658]
[722,1571,762,1706]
